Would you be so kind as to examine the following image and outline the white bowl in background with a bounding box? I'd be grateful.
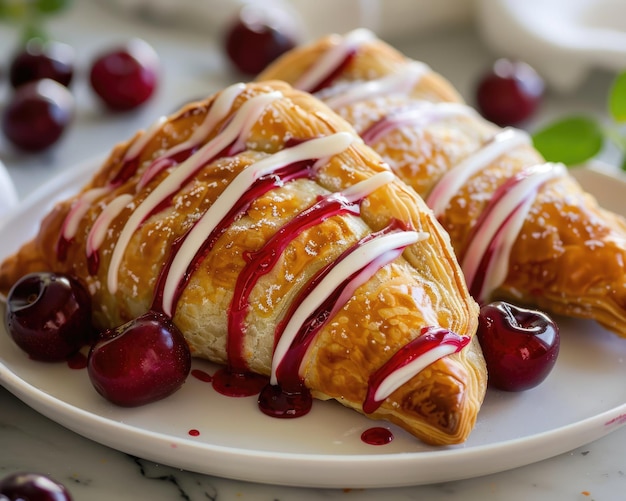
[476,0,626,92]
[104,0,474,42]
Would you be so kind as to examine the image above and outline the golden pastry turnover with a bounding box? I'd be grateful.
[259,30,626,338]
[0,81,486,445]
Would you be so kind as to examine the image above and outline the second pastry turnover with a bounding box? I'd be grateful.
[259,30,626,339]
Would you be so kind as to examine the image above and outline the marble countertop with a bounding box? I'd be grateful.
[1,2,625,499]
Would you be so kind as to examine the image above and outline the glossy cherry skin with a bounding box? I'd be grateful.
[224,5,296,75]
[0,472,73,501]
[475,58,545,126]
[477,301,559,391]
[88,311,191,407]
[89,38,159,111]
[2,78,74,152]
[5,272,93,362]
[9,38,75,88]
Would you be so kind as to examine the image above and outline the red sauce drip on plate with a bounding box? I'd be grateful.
[212,367,269,397]
[258,382,312,418]
[188,429,200,437]
[361,427,394,446]
[66,351,88,370]
[191,369,213,383]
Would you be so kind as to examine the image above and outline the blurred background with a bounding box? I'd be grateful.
[0,0,624,200]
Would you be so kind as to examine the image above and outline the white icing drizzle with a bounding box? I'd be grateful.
[374,343,459,403]
[341,170,395,202]
[270,229,424,385]
[462,162,567,302]
[61,187,110,241]
[293,28,375,92]
[138,83,246,189]
[122,116,167,164]
[324,62,429,110]
[86,194,134,258]
[107,90,283,294]
[426,128,532,217]
[362,101,478,144]
[160,132,356,317]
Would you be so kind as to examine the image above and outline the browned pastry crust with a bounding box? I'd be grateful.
[0,81,486,445]
[259,32,626,338]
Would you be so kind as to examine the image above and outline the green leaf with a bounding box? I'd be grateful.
[609,71,626,122]
[0,1,30,21]
[21,20,48,42]
[35,0,70,14]
[0,0,70,20]
[532,116,604,166]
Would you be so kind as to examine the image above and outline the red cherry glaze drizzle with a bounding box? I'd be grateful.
[273,221,409,391]
[258,222,416,419]
[461,169,532,300]
[460,162,565,303]
[227,189,360,372]
[360,103,474,146]
[151,160,313,318]
[56,235,70,263]
[110,156,141,188]
[363,327,470,414]
[307,51,356,93]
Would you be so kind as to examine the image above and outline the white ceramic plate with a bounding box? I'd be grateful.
[1,159,626,489]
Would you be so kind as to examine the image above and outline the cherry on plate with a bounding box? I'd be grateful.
[5,272,93,362]
[0,472,72,501]
[224,4,297,75]
[1,78,74,152]
[477,301,559,391]
[88,310,191,407]
[9,38,75,88]
[89,38,159,111]
[475,58,545,126]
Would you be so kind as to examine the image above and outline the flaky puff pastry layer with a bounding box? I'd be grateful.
[0,81,485,445]
[259,31,626,338]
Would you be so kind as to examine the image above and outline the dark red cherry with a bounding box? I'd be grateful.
[89,38,159,111]
[5,272,93,362]
[2,78,74,152]
[0,472,72,501]
[88,311,191,407]
[475,58,545,126]
[9,38,75,88]
[224,5,296,75]
[477,301,559,391]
